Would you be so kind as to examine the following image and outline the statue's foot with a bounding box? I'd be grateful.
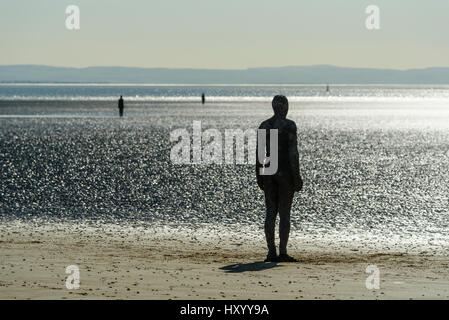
[278,254,298,262]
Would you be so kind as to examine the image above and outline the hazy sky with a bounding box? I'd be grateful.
[1,0,448,69]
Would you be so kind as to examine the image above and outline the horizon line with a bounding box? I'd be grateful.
[2,83,449,87]
[2,64,449,71]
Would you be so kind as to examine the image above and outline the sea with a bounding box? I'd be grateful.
[1,84,448,252]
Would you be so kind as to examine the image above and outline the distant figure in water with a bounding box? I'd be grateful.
[256,95,303,263]
[326,84,330,93]
[201,93,205,104]
[118,96,124,117]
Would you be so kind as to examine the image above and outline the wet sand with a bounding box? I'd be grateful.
[1,220,448,300]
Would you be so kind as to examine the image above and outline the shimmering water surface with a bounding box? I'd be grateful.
[1,84,449,248]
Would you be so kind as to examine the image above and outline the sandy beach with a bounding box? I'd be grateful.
[1,220,448,300]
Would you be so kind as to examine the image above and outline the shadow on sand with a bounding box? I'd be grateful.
[220,261,278,273]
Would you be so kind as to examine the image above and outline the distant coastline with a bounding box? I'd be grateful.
[1,65,449,84]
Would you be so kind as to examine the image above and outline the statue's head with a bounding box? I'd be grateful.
[272,95,288,117]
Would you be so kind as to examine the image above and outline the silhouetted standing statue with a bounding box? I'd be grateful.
[201,93,205,105]
[118,96,124,117]
[256,95,303,263]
